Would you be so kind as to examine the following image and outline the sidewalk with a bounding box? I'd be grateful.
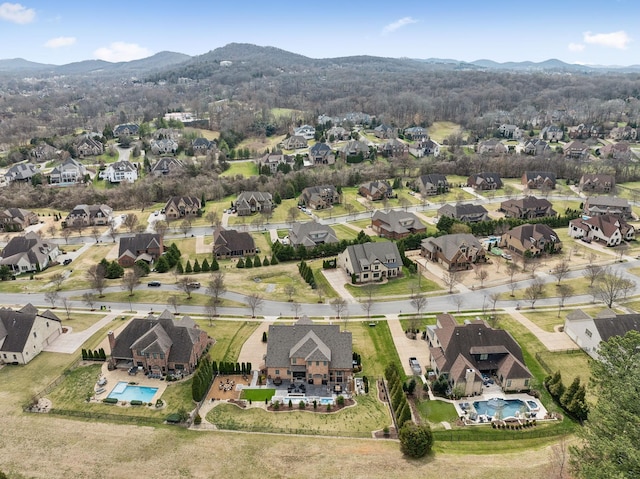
[504,307,579,352]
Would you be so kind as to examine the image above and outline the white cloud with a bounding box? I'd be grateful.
[0,2,35,24]
[382,17,418,35]
[583,30,631,49]
[93,42,151,62]
[44,36,76,48]
[568,42,585,52]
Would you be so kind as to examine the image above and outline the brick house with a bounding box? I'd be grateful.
[213,227,256,258]
[501,223,562,256]
[0,208,39,232]
[163,196,201,220]
[414,174,449,195]
[64,204,113,227]
[234,191,273,216]
[467,172,503,190]
[578,174,615,194]
[358,180,394,201]
[299,185,340,210]
[371,210,426,240]
[337,242,401,284]
[117,233,164,267]
[420,233,486,271]
[522,171,556,190]
[583,196,632,220]
[438,203,489,223]
[500,196,556,219]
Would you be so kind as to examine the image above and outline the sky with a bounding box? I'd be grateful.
[1,0,639,66]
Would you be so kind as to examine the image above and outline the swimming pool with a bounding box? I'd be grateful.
[473,398,528,418]
[107,381,158,403]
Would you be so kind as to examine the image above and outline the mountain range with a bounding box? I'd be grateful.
[2,43,640,76]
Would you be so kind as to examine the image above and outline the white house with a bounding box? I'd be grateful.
[0,304,62,364]
[293,124,316,140]
[100,160,138,183]
[337,242,401,284]
[568,215,634,246]
[0,232,60,273]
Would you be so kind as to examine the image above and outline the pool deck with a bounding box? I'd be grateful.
[95,363,168,404]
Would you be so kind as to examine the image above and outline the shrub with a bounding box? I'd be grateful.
[166,413,181,423]
[336,395,345,406]
[398,421,433,458]
[130,400,142,406]
[288,399,293,409]
[299,401,305,410]
[273,401,280,411]
[103,397,118,404]
[194,414,202,425]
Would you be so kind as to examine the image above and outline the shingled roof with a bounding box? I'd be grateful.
[0,304,60,354]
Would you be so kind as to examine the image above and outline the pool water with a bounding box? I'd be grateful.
[473,398,528,418]
[107,381,158,402]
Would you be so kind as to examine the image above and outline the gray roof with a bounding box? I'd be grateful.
[289,221,338,248]
[421,233,483,262]
[118,233,162,260]
[0,304,60,354]
[265,318,352,369]
[341,242,401,275]
[371,210,425,236]
[151,157,184,174]
[523,171,557,183]
[5,163,37,181]
[593,314,640,342]
[0,231,55,269]
[213,227,256,254]
[438,203,488,218]
[586,196,629,208]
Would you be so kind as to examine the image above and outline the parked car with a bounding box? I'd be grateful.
[147,281,161,287]
[62,258,72,266]
[501,253,512,260]
[187,282,201,289]
[581,236,592,243]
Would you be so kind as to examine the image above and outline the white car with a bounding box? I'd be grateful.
[501,253,512,260]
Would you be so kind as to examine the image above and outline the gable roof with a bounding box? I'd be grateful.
[213,227,256,254]
[289,221,338,247]
[421,233,483,262]
[593,314,640,342]
[341,242,401,275]
[505,223,560,247]
[151,157,184,174]
[371,210,424,236]
[118,233,162,260]
[523,171,557,183]
[0,304,61,354]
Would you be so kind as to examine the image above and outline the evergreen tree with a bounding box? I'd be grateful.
[176,261,184,274]
[211,257,219,271]
[155,256,169,273]
[270,256,278,265]
[254,256,262,267]
[185,260,192,273]
[245,257,253,268]
[201,258,210,272]
[237,258,245,268]
[193,259,201,273]
[263,256,270,266]
[398,422,433,458]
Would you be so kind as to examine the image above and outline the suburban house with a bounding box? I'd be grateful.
[0,232,60,273]
[421,233,486,271]
[234,191,273,216]
[404,126,427,141]
[427,313,533,395]
[281,135,308,150]
[0,304,62,365]
[113,123,140,137]
[522,171,556,190]
[414,174,449,196]
[438,203,489,223]
[264,316,352,387]
[563,141,590,160]
[501,223,562,256]
[568,215,634,246]
[192,137,216,155]
[500,196,557,219]
[467,172,503,190]
[477,139,507,155]
[100,160,138,183]
[150,138,178,155]
[373,124,397,139]
[358,180,394,201]
[299,185,340,210]
[598,142,631,161]
[307,143,335,166]
[257,152,294,174]
[498,124,522,139]
[151,157,184,176]
[107,310,211,375]
[163,196,201,220]
[64,204,113,227]
[326,126,350,141]
[49,158,86,185]
[523,139,550,156]
[5,163,38,184]
[153,128,180,141]
[540,125,564,141]
[583,196,632,220]
[564,308,640,359]
[29,143,59,161]
[117,233,164,267]
[0,208,39,232]
[293,125,315,140]
[379,139,408,158]
[409,139,440,158]
[568,123,602,140]
[579,174,615,194]
[288,222,338,248]
[371,210,426,240]
[74,136,104,157]
[213,227,256,258]
[340,140,370,160]
[337,242,401,284]
[609,125,637,141]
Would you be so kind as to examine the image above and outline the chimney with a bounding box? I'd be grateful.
[107,331,116,353]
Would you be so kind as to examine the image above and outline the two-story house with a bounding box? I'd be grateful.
[288,222,338,248]
[101,160,138,183]
[371,211,426,240]
[568,215,634,246]
[234,191,273,216]
[583,196,632,220]
[299,185,340,210]
[74,136,104,158]
[404,126,427,141]
[257,153,294,175]
[163,196,201,220]
[113,123,140,137]
[414,174,449,196]
[467,172,503,190]
[522,171,556,190]
[64,204,113,227]
[151,157,184,176]
[0,208,39,232]
[5,163,38,184]
[358,180,394,201]
[0,232,60,273]
[213,227,256,258]
[501,223,562,256]
[421,233,486,271]
[500,196,557,219]
[579,174,615,194]
[49,158,86,186]
[438,203,489,223]
[281,135,308,150]
[307,143,335,166]
[117,233,164,267]
[337,242,401,284]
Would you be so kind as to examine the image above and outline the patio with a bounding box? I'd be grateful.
[268,378,346,405]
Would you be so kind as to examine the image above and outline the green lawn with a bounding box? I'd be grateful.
[240,388,276,401]
[345,267,442,298]
[331,224,360,241]
[220,161,258,177]
[416,398,459,425]
[203,321,261,363]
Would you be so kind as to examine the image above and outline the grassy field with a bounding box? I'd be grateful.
[331,224,360,241]
[429,121,465,143]
[203,320,261,363]
[499,276,592,302]
[240,389,276,401]
[220,161,258,178]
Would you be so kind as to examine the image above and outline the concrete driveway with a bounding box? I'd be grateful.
[321,268,357,303]
[44,310,122,354]
[387,315,431,379]
[237,318,274,370]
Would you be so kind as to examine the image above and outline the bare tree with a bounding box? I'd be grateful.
[90,226,101,242]
[284,284,296,302]
[176,276,195,299]
[528,257,542,278]
[453,295,464,313]
[204,297,217,326]
[615,242,629,262]
[410,292,427,333]
[583,264,604,288]
[50,272,65,291]
[44,291,59,308]
[61,297,73,320]
[360,283,376,320]
[47,224,57,238]
[154,220,169,238]
[60,227,72,244]
[489,292,500,311]
[331,297,347,320]
[344,202,356,218]
[443,270,459,294]
[82,292,97,310]
[121,269,141,296]
[595,268,635,308]
[205,210,220,227]
[557,284,573,317]
[107,219,118,243]
[315,284,325,304]
[551,259,570,285]
[291,302,302,318]
[167,295,179,314]
[247,293,264,318]
[86,264,107,297]
[287,206,300,226]
[546,436,571,479]
[179,219,192,237]
[123,213,139,233]
[399,196,410,212]
[475,264,488,288]
[524,277,545,308]
[506,262,518,297]
[206,272,226,318]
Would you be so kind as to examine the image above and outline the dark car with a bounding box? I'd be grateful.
[147,281,161,287]
[62,258,72,266]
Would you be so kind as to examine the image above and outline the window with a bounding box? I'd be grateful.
[275,369,280,375]
[323,361,327,366]
[46,322,49,328]
[506,379,512,387]
[153,353,158,359]
[160,353,164,359]
[316,361,319,366]
[292,358,296,364]
[524,379,530,387]
[13,354,17,360]
[479,353,488,360]
[585,328,592,338]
